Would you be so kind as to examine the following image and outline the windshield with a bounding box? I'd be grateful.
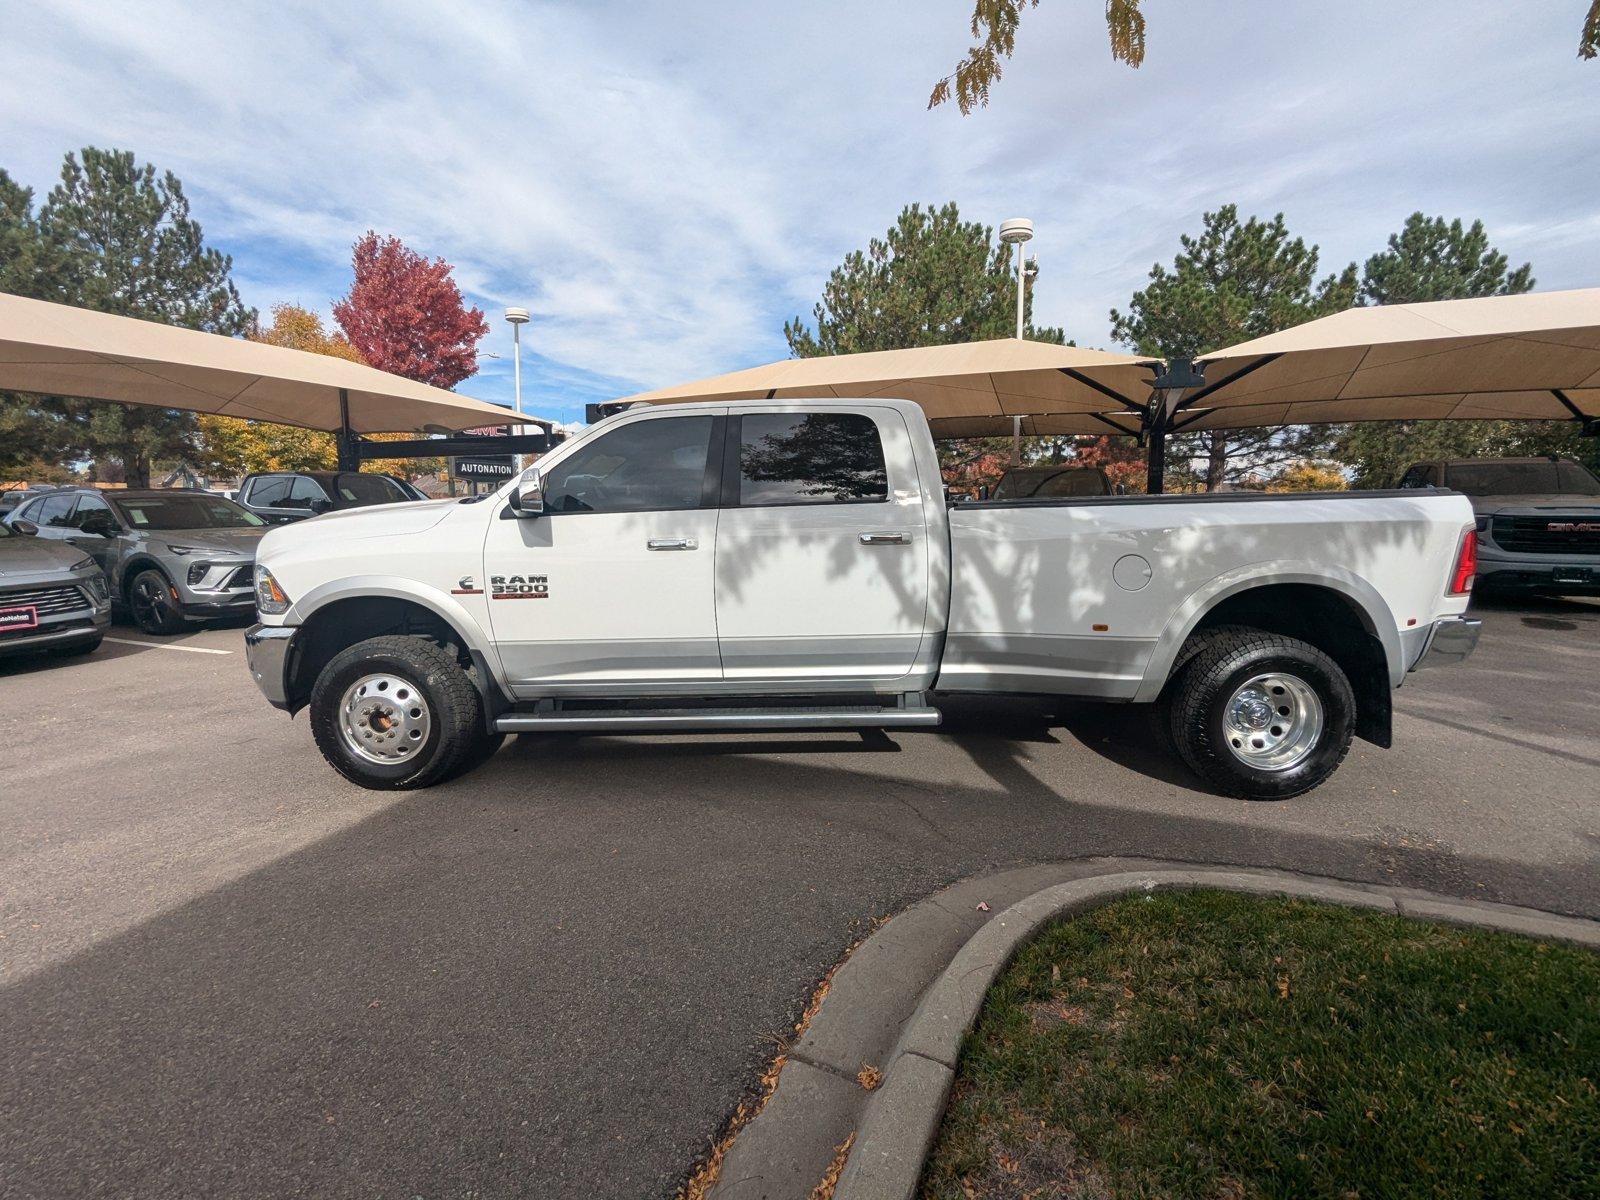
[1443,461,1600,497]
[334,473,410,506]
[112,494,267,530]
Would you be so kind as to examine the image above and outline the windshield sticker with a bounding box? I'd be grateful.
[129,510,149,525]
[490,574,548,600]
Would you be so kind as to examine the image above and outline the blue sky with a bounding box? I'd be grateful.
[3,1,1597,426]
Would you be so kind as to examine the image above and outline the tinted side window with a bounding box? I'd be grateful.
[248,477,290,507]
[67,494,114,528]
[543,416,714,514]
[38,494,76,526]
[737,412,888,506]
[288,477,330,505]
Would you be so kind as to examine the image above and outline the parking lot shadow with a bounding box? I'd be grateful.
[4,734,1596,1199]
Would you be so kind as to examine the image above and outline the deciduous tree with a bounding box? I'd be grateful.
[332,232,488,389]
[1109,205,1357,490]
[929,1,1599,112]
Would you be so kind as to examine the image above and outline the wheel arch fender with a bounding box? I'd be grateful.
[1133,561,1402,704]
[287,577,511,697]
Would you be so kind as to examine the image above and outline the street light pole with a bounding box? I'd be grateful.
[998,218,1035,463]
[505,307,530,419]
[504,307,531,481]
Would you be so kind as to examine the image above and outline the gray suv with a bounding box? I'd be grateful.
[0,518,111,660]
[1398,456,1600,595]
[5,488,269,633]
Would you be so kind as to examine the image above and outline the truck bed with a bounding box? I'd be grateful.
[937,488,1475,701]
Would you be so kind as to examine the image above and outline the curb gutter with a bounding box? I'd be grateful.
[701,858,1600,1200]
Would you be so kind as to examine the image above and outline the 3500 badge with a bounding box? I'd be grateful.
[490,574,549,599]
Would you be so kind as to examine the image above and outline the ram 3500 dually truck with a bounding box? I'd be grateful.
[246,399,1481,800]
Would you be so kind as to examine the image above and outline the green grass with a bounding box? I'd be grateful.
[919,891,1600,1200]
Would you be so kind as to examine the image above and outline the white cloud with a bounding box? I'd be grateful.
[2,0,1597,421]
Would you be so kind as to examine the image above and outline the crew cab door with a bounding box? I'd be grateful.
[481,410,724,694]
[714,406,930,681]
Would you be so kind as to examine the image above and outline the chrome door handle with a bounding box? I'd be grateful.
[859,531,909,546]
[647,537,698,551]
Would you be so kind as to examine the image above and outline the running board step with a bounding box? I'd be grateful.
[494,705,942,734]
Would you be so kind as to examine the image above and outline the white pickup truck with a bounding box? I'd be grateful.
[246,398,1481,800]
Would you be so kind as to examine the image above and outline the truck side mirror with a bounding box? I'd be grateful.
[510,469,544,518]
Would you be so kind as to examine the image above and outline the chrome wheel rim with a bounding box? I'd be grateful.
[338,673,431,765]
[1222,672,1323,772]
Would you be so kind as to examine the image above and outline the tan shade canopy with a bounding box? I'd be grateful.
[0,291,513,433]
[611,338,1157,438]
[1180,287,1600,432]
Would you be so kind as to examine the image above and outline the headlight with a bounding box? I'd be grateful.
[254,564,292,615]
[70,555,98,571]
[187,561,212,586]
[85,575,110,603]
[165,543,205,556]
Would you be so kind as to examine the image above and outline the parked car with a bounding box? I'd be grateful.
[235,471,426,525]
[989,465,1114,500]
[245,398,1480,799]
[0,485,62,517]
[5,487,268,634]
[1398,456,1600,595]
[0,516,111,660]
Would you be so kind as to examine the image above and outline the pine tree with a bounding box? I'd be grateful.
[36,147,254,485]
[1109,205,1357,490]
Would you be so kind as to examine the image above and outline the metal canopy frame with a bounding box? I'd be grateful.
[332,388,563,469]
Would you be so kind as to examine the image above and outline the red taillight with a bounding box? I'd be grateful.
[1448,527,1477,595]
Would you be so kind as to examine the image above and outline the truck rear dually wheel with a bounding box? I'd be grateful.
[1165,625,1354,801]
[309,635,491,790]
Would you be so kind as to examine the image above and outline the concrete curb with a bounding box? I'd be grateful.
[834,868,1600,1199]
[701,858,1600,1200]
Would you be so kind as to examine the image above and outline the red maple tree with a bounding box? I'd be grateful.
[332,231,489,388]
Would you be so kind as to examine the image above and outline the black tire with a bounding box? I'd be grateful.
[51,634,103,657]
[1164,625,1355,801]
[309,635,490,790]
[127,568,187,635]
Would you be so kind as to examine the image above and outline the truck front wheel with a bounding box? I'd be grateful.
[309,635,491,790]
[1165,626,1355,801]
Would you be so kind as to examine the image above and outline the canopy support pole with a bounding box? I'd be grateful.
[1144,358,1207,494]
[1552,389,1600,437]
[1011,415,1023,464]
[335,388,361,471]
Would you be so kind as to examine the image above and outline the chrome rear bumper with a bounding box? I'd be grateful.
[1410,617,1482,671]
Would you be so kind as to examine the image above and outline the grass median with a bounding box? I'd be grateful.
[920,891,1599,1199]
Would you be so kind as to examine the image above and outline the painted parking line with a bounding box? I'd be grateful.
[103,637,233,655]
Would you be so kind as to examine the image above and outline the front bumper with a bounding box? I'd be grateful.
[1409,617,1482,671]
[245,623,298,709]
[0,612,109,658]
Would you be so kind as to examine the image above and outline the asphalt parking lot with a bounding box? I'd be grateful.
[2,594,1597,1198]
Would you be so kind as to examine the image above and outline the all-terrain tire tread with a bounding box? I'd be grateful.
[1165,624,1353,801]
[309,634,486,790]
